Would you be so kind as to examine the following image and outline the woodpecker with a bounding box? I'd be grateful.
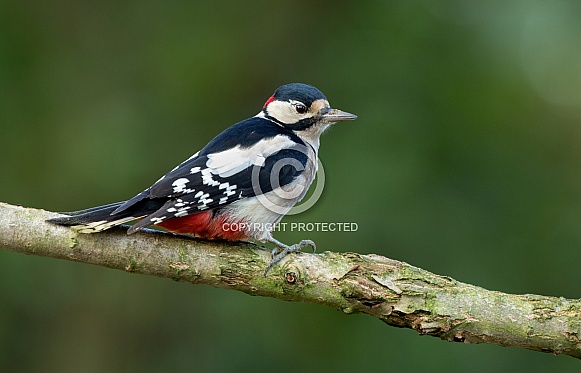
[48,83,357,274]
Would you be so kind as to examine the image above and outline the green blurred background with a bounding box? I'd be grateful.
[2,1,581,371]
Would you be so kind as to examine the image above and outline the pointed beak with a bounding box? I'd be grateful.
[321,108,358,124]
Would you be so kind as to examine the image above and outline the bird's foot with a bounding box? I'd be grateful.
[264,239,316,276]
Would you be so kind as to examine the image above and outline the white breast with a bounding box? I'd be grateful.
[221,143,318,241]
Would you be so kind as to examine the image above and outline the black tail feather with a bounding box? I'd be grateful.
[58,201,126,217]
[48,201,126,226]
[47,199,166,233]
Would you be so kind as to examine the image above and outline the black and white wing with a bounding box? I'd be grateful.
[113,118,310,232]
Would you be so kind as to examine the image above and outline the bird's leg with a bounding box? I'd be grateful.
[262,234,316,275]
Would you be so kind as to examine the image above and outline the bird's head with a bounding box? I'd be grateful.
[261,83,357,136]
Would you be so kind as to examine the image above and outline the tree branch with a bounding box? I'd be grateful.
[1,201,580,358]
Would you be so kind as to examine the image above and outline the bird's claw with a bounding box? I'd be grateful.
[264,239,316,276]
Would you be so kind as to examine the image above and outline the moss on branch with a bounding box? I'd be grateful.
[1,202,580,358]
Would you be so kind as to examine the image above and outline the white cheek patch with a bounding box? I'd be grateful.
[266,100,314,124]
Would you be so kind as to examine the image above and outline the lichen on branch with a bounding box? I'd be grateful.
[1,202,580,359]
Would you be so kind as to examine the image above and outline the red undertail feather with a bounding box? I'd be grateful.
[156,211,248,241]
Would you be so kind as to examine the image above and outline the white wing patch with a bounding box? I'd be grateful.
[219,182,237,196]
[205,135,295,178]
[201,168,221,186]
[172,177,196,194]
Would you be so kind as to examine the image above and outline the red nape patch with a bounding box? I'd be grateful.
[263,95,275,108]
[156,211,248,241]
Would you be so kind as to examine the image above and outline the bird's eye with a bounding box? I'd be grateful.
[294,104,307,114]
